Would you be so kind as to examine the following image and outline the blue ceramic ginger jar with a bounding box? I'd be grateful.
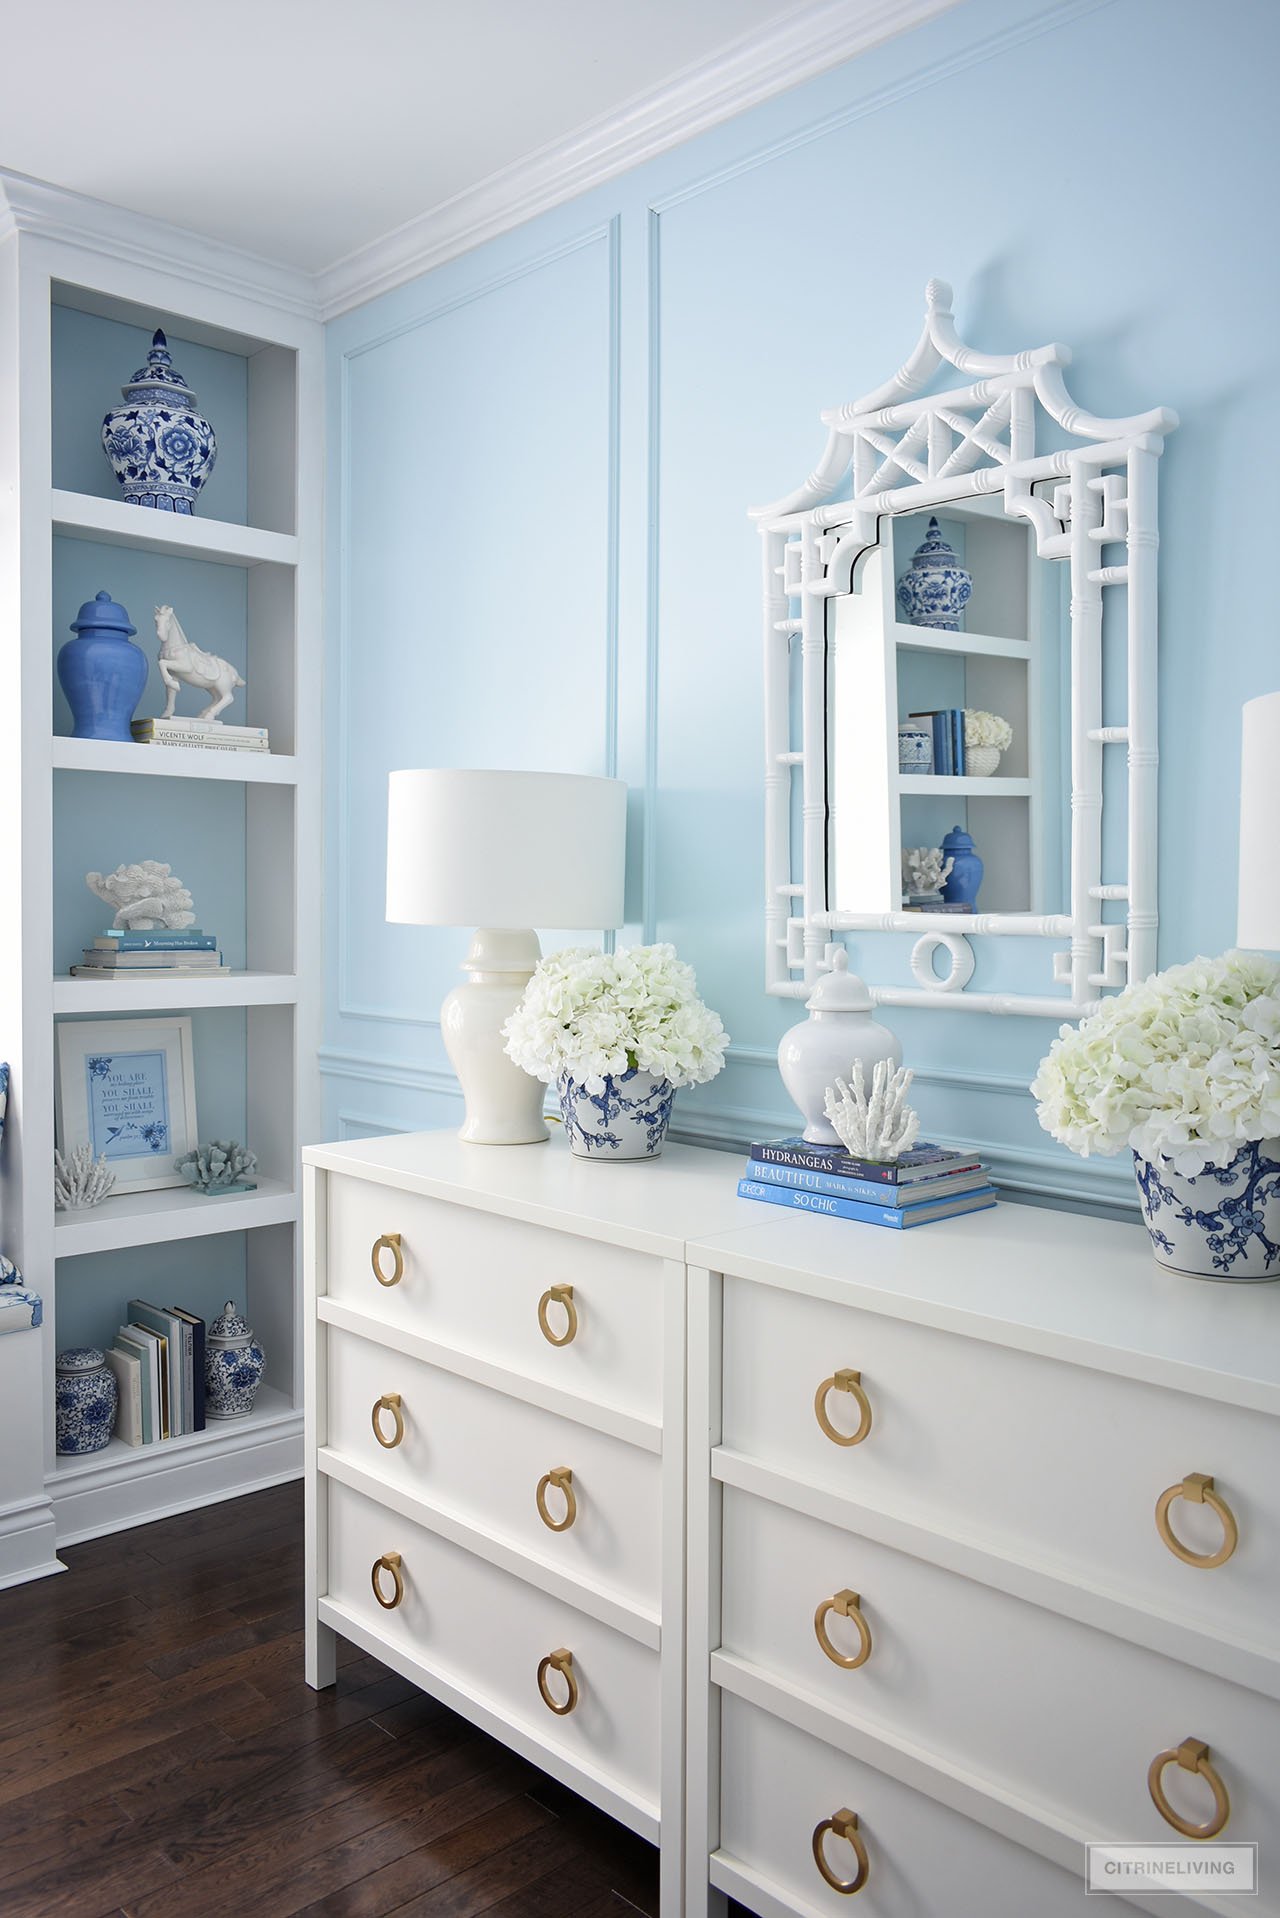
[896,517,973,631]
[56,1348,118,1455]
[57,590,148,741]
[206,1300,266,1419]
[102,329,217,514]
[940,825,983,908]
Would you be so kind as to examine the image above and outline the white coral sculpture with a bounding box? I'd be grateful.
[85,860,196,930]
[54,1144,116,1210]
[824,1059,921,1163]
[902,846,954,898]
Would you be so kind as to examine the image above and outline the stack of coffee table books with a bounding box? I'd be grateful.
[131,717,269,755]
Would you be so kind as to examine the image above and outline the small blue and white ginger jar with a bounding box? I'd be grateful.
[56,1348,118,1455]
[206,1299,266,1418]
[557,1069,675,1159]
[1134,1141,1280,1282]
[896,517,972,631]
[102,329,217,514]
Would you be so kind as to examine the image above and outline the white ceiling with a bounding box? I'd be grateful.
[0,0,839,275]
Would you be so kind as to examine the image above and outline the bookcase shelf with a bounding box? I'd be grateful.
[893,621,1030,661]
[50,1385,298,1482]
[52,736,301,785]
[898,775,1033,798]
[53,972,300,1012]
[53,1178,298,1257]
[52,488,298,567]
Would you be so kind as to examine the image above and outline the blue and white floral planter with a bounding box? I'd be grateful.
[55,1348,118,1454]
[1134,1140,1280,1282]
[557,1069,675,1160]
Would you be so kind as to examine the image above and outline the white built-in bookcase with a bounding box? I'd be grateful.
[0,200,321,1548]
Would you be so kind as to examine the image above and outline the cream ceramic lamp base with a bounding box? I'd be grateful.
[442,928,549,1145]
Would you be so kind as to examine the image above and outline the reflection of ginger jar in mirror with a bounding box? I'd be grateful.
[896,516,973,631]
[55,1348,118,1455]
[940,826,983,908]
[206,1301,266,1419]
[897,721,932,773]
[777,950,903,1144]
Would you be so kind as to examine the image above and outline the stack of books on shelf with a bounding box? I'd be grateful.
[738,1136,996,1229]
[131,717,270,756]
[70,929,229,978]
[909,708,966,775]
[106,1301,206,1446]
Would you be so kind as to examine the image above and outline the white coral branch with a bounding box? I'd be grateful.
[823,1059,921,1163]
[54,1144,116,1209]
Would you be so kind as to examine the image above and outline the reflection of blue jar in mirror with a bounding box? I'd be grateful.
[897,517,973,631]
[57,590,148,741]
[897,721,932,772]
[940,826,983,907]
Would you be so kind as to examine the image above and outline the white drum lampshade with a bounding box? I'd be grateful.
[1238,693,1280,952]
[386,769,627,1144]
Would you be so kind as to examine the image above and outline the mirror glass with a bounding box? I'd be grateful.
[827,492,1070,919]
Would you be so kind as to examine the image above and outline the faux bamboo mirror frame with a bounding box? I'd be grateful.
[753,279,1177,1018]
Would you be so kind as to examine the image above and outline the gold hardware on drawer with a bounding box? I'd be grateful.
[371,1552,404,1610]
[814,1369,872,1446]
[814,1590,872,1670]
[812,1808,869,1895]
[371,1393,404,1449]
[536,1647,579,1715]
[535,1466,577,1532]
[370,1233,404,1287]
[1155,1473,1238,1569]
[538,1284,579,1347]
[1148,1737,1230,1839]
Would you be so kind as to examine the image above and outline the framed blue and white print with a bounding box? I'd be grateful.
[56,1018,197,1193]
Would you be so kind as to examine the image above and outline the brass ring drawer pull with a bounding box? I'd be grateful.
[371,1233,404,1287]
[538,1284,578,1347]
[536,1467,577,1532]
[536,1647,579,1715]
[814,1369,872,1446]
[812,1808,869,1895]
[1155,1474,1238,1569]
[371,1393,404,1449]
[371,1552,404,1610]
[814,1590,872,1670]
[1148,1738,1230,1839]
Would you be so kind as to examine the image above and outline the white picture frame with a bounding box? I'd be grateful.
[56,1017,198,1194]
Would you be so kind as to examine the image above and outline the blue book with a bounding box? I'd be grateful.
[738,1177,996,1228]
[951,707,966,776]
[932,712,952,775]
[744,1157,991,1208]
[749,1136,981,1184]
[95,930,216,951]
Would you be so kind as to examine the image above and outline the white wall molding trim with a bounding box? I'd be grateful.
[315,0,962,319]
[0,168,318,320]
[319,1047,460,1100]
[725,1044,1033,1100]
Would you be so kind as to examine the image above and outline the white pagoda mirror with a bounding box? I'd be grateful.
[753,279,1177,1017]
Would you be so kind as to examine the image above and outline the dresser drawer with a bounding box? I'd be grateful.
[721,1277,1280,1645]
[325,1173,664,1420]
[718,1694,1090,1917]
[325,1325,661,1609]
[720,1486,1280,1847]
[325,1478,660,1809]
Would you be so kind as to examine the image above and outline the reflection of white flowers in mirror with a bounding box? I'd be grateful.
[963,709,1013,751]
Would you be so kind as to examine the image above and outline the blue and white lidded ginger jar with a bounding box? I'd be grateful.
[102,329,217,514]
[897,721,933,772]
[896,517,973,632]
[206,1300,266,1419]
[55,1348,118,1455]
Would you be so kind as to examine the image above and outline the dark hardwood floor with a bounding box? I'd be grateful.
[0,1482,681,1918]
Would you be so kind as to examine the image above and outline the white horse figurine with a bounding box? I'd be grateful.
[154,604,245,722]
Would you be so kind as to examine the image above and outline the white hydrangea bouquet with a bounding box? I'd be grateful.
[1032,950,1280,1280]
[963,709,1013,776]
[504,943,728,1160]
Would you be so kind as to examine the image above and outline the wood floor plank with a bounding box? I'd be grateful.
[387,1818,587,1917]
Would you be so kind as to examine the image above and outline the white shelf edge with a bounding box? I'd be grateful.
[53,1177,299,1256]
[898,775,1033,798]
[49,1386,298,1482]
[52,736,300,785]
[53,971,300,1012]
[51,488,298,568]
[894,620,1030,660]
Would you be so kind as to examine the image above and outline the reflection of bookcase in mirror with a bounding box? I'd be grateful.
[0,186,321,1559]
[829,500,1061,918]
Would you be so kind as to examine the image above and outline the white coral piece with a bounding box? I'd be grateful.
[54,1144,116,1210]
[85,861,196,930]
[823,1059,921,1163]
[902,847,954,897]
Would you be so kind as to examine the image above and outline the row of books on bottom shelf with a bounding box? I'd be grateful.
[70,928,229,979]
[107,1300,206,1445]
[738,1137,996,1229]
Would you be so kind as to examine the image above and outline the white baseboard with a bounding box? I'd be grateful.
[50,1415,303,1546]
[0,1495,64,1588]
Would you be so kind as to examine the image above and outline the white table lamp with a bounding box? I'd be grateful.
[386,768,627,1144]
[1238,692,1280,951]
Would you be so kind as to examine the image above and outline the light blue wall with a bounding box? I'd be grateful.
[323,0,1280,1209]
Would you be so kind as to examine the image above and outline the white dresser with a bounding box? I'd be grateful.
[304,1133,1280,1918]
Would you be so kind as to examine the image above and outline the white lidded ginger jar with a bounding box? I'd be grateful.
[777,950,902,1144]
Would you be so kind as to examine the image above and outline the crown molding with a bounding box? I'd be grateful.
[0,168,320,321]
[315,0,960,319]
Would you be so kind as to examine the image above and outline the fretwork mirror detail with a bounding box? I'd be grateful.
[754,279,1177,1018]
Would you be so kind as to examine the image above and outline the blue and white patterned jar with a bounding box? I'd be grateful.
[897,721,933,772]
[206,1300,266,1418]
[101,330,217,514]
[55,1348,118,1455]
[557,1069,675,1159]
[1134,1141,1280,1282]
[896,517,973,631]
